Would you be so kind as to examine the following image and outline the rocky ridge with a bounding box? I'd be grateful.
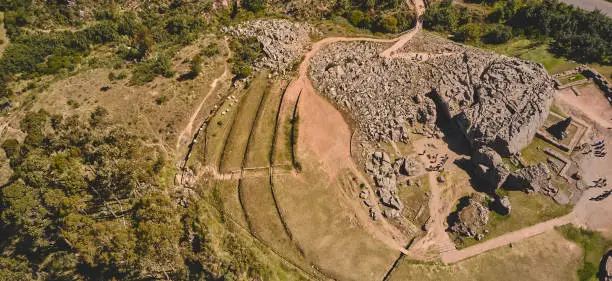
[225,19,314,73]
[309,33,556,156]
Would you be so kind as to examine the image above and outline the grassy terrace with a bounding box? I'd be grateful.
[245,81,285,168]
[273,156,398,281]
[220,73,269,173]
[204,86,242,168]
[238,171,312,274]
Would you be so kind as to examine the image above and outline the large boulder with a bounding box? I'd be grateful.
[506,163,558,197]
[451,194,490,238]
[602,251,612,281]
[472,147,510,192]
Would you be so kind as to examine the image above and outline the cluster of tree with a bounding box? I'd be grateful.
[423,0,611,63]
[337,0,416,33]
[0,109,277,280]
[228,37,264,79]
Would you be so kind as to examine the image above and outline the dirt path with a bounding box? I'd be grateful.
[556,87,612,128]
[176,39,230,151]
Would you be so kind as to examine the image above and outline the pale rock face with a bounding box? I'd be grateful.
[225,19,314,73]
[309,33,555,156]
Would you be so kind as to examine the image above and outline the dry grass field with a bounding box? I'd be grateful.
[219,74,269,173]
[273,155,399,281]
[388,230,581,281]
[245,81,285,168]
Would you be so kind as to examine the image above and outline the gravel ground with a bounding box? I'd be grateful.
[558,0,612,16]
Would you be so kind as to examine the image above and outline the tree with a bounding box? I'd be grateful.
[483,24,513,44]
[454,23,482,42]
[347,10,365,27]
[242,0,264,12]
[375,15,399,33]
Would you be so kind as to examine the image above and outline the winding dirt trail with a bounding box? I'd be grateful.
[176,39,231,151]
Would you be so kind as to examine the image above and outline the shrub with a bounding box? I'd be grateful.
[242,0,265,12]
[453,23,482,42]
[201,43,220,57]
[374,15,398,33]
[347,10,365,27]
[1,139,20,159]
[422,1,459,32]
[483,24,512,44]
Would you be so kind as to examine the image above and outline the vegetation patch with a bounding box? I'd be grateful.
[557,225,612,281]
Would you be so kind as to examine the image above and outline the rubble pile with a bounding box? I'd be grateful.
[309,36,556,155]
[226,19,313,73]
[450,194,490,240]
[366,151,404,217]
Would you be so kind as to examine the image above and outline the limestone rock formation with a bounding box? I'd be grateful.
[309,33,555,155]
[367,151,404,211]
[472,147,510,192]
[507,163,558,197]
[450,194,490,239]
[603,251,612,281]
[225,19,313,73]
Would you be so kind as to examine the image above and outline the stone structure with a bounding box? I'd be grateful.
[310,33,555,156]
[225,19,314,73]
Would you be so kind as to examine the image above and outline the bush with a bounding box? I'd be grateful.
[242,0,265,12]
[422,1,459,32]
[201,43,220,57]
[347,10,365,27]
[453,23,482,42]
[483,24,512,44]
[374,15,398,33]
[1,139,20,159]
[130,55,175,85]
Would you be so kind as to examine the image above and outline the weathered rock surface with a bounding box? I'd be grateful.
[507,163,558,197]
[603,251,612,281]
[309,33,555,155]
[451,194,490,238]
[472,147,510,192]
[498,196,511,215]
[368,151,403,210]
[226,19,313,73]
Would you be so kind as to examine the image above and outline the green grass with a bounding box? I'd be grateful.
[559,73,587,85]
[482,38,579,74]
[455,190,572,249]
[398,175,431,228]
[557,225,612,281]
[245,81,281,168]
[220,74,269,173]
[520,137,565,165]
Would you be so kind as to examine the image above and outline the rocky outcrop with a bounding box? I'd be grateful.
[507,163,558,197]
[450,194,490,239]
[225,19,313,73]
[471,147,510,192]
[367,151,404,211]
[309,33,555,155]
[602,251,612,281]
